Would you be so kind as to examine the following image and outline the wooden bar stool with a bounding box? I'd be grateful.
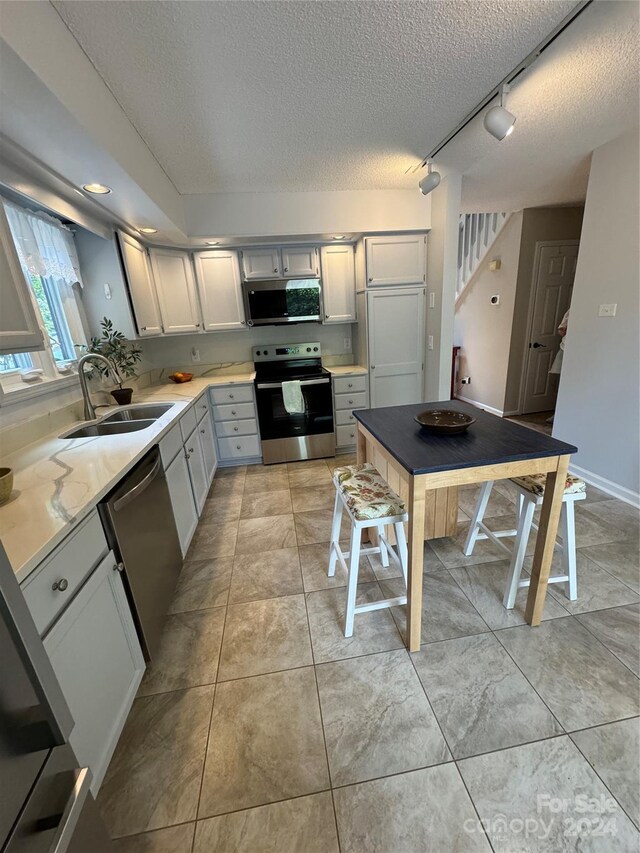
[463,473,586,609]
[329,463,409,637]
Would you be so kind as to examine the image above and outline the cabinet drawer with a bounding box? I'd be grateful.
[159,423,183,467]
[179,405,197,443]
[215,418,258,438]
[336,424,358,447]
[211,401,256,422]
[335,408,363,427]
[22,511,109,636]
[210,385,254,406]
[217,435,261,460]
[195,395,210,422]
[333,375,367,395]
[334,391,367,410]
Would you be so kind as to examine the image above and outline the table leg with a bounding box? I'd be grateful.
[525,454,570,625]
[407,478,426,652]
[356,427,366,465]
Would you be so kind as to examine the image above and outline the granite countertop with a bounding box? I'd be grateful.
[0,370,255,583]
[325,364,368,376]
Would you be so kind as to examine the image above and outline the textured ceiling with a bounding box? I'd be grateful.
[53,0,578,195]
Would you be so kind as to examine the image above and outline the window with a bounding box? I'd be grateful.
[1,199,87,394]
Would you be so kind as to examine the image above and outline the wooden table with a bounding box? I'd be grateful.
[354,401,577,652]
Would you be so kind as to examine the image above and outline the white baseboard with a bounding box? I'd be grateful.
[455,394,506,418]
[569,463,640,509]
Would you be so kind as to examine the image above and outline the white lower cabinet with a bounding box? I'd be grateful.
[165,448,198,556]
[333,372,369,451]
[185,428,208,513]
[210,383,262,465]
[43,550,145,794]
[197,407,218,484]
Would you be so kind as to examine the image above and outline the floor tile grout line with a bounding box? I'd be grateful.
[570,610,640,681]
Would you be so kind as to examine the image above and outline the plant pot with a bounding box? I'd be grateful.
[111,387,133,405]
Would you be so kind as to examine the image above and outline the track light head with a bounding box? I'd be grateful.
[484,105,516,140]
[418,166,441,195]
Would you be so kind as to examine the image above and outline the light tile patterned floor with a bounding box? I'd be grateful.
[102,456,640,852]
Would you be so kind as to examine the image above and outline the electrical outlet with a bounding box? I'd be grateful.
[191,347,201,363]
[598,303,617,317]
[427,335,434,350]
[343,337,352,352]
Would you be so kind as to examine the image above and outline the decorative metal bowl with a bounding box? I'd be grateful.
[169,372,193,384]
[414,409,476,434]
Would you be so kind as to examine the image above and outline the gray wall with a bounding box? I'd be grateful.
[554,127,639,501]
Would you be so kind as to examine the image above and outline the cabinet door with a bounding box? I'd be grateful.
[365,235,426,286]
[149,248,201,334]
[241,248,281,280]
[321,245,356,323]
[193,251,246,331]
[117,232,162,336]
[0,203,45,353]
[43,551,145,794]
[197,408,218,486]
[368,287,425,407]
[185,429,208,514]
[165,451,198,555]
[281,246,318,278]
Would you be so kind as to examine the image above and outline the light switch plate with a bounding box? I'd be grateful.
[428,292,435,309]
[428,335,434,350]
[598,303,617,317]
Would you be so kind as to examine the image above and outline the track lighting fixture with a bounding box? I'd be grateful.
[484,85,516,141]
[418,162,441,195]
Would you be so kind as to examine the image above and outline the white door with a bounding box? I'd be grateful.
[241,248,281,280]
[193,250,246,332]
[368,287,426,407]
[281,246,318,278]
[117,232,162,336]
[149,248,201,334]
[321,245,356,323]
[522,242,578,414]
[198,408,218,485]
[365,235,426,287]
[0,204,45,353]
[166,451,198,555]
[185,429,208,513]
[44,550,145,794]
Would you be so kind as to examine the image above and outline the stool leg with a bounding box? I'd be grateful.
[377,523,390,567]
[561,500,578,601]
[328,490,342,577]
[344,525,362,638]
[395,521,409,586]
[503,497,536,610]
[463,481,494,556]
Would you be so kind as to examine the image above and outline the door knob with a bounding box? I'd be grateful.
[531,342,544,349]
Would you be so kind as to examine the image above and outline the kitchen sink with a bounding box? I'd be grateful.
[62,420,156,439]
[101,404,174,422]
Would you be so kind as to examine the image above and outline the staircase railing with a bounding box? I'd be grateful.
[457,212,508,300]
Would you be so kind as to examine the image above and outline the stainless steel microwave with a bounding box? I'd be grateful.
[242,279,322,326]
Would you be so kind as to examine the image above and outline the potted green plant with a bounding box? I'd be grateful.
[85,317,143,405]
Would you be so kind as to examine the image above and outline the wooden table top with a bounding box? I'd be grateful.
[354,401,577,475]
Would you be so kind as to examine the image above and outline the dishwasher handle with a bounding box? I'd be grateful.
[113,453,162,512]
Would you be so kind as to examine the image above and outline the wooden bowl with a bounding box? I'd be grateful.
[169,372,193,384]
[414,409,476,434]
[0,467,14,504]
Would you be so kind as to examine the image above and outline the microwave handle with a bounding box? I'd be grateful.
[256,378,331,390]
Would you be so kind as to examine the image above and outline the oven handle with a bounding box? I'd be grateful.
[256,378,331,390]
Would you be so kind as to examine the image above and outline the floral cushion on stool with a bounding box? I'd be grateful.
[510,473,586,497]
[333,463,406,521]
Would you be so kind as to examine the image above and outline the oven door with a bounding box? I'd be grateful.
[243,279,322,325]
[255,376,333,441]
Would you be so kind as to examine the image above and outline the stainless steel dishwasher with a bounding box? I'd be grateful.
[99,446,182,660]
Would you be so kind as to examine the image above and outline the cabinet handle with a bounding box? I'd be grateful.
[350,433,355,438]
[188,447,194,453]
[113,562,125,573]
[236,444,242,450]
[231,410,237,415]
[348,399,353,404]
[273,268,278,273]
[348,383,353,388]
[195,322,200,328]
[140,326,147,331]
[371,365,376,370]
[229,394,234,399]
[52,578,69,592]
[241,321,246,325]
[284,267,289,272]
[234,426,239,432]
[368,277,373,282]
[185,449,192,459]
[201,429,205,434]
[325,314,329,319]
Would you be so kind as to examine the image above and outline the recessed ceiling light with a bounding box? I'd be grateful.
[139,227,158,234]
[205,240,219,245]
[82,183,112,195]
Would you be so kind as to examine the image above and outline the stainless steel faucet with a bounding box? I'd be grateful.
[77,353,120,420]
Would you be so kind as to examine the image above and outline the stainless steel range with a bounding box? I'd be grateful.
[253,342,335,464]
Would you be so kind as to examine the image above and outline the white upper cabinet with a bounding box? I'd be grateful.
[365,235,426,287]
[320,245,356,324]
[241,248,281,280]
[281,246,318,278]
[193,250,246,331]
[149,248,201,335]
[117,231,162,336]
[0,203,45,353]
